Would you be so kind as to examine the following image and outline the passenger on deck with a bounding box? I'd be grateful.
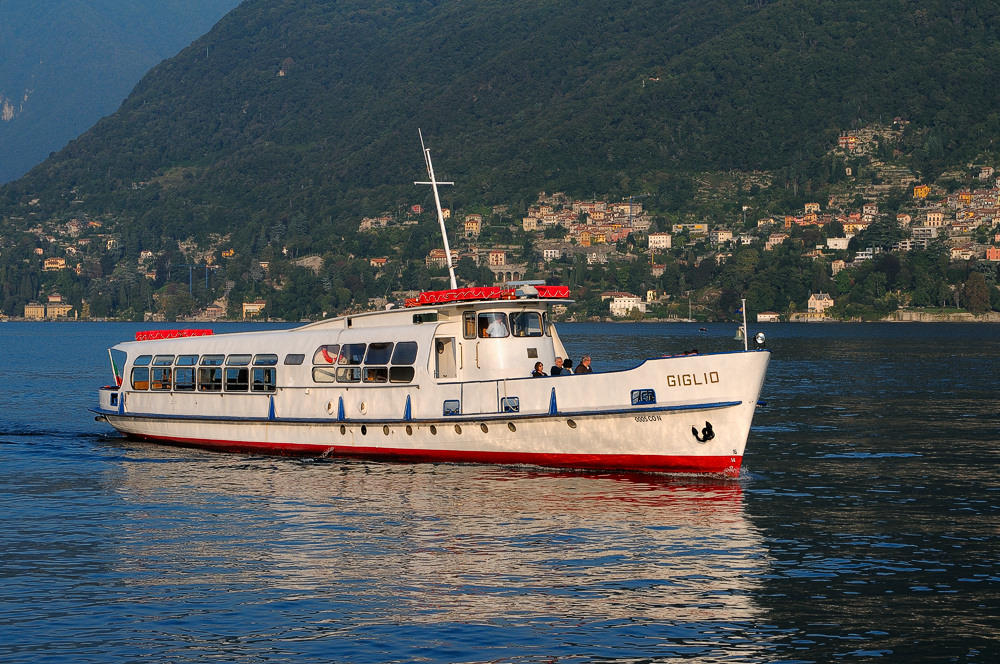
[550,357,563,375]
[562,358,573,374]
[531,362,547,377]
[574,355,593,374]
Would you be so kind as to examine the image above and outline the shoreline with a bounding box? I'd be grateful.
[5,312,1000,324]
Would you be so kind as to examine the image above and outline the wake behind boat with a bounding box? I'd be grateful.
[93,135,770,476]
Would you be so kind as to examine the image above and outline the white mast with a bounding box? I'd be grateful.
[414,129,457,290]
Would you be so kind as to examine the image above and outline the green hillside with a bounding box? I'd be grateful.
[5,1,999,237]
[1,0,999,320]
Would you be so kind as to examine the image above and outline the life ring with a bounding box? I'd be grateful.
[320,346,335,364]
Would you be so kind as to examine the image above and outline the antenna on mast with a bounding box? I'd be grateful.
[414,129,457,290]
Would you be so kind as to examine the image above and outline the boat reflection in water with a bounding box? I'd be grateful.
[107,445,770,653]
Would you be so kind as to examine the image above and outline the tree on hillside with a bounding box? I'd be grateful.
[964,272,989,314]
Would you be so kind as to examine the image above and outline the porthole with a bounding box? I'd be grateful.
[429,425,437,435]
[480,423,489,433]
[405,425,413,436]
[327,401,335,414]
[507,422,516,432]
[567,419,577,429]
[359,401,367,414]
[361,425,367,435]
[340,425,346,435]
[455,424,462,434]
[383,425,390,436]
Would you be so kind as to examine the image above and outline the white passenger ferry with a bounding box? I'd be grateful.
[93,136,770,476]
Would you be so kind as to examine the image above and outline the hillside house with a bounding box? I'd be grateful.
[43,257,67,271]
[807,293,834,314]
[463,214,482,237]
[242,300,267,320]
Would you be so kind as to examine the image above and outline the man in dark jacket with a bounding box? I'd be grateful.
[574,355,593,374]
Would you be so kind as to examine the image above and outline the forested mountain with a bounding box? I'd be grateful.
[0,0,242,183]
[1,0,999,320]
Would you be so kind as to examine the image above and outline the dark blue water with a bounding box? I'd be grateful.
[1,322,997,663]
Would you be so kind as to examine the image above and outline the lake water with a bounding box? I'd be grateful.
[1,321,997,663]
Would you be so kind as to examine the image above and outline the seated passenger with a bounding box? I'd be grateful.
[550,357,563,375]
[562,359,573,374]
[574,355,593,374]
[531,361,547,377]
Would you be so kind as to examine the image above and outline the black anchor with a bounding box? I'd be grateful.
[692,421,715,442]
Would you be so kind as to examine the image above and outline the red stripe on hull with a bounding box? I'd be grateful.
[129,433,743,476]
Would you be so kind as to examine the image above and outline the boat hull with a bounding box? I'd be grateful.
[98,396,756,476]
[97,346,769,477]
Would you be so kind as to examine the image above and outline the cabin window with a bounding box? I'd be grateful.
[339,343,366,365]
[510,312,543,337]
[200,354,224,366]
[463,311,476,339]
[365,342,393,365]
[413,312,437,324]
[312,367,337,383]
[478,312,509,338]
[227,354,251,366]
[176,355,198,366]
[312,345,340,365]
[174,367,196,391]
[253,354,278,366]
[336,367,361,383]
[131,367,149,390]
[631,389,656,405]
[391,342,418,365]
[284,353,305,365]
[134,355,152,366]
[363,367,388,383]
[152,354,175,366]
[501,396,520,413]
[389,366,415,383]
[198,367,223,391]
[252,368,276,392]
[151,367,172,391]
[225,367,249,391]
[443,399,461,416]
